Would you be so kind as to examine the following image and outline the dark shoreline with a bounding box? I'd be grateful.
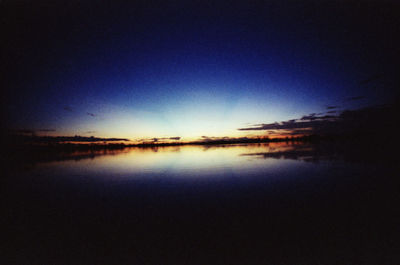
[5,132,382,150]
[4,132,397,167]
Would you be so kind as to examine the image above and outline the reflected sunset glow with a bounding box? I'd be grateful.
[34,143,306,179]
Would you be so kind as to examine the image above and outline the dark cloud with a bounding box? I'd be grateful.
[326,106,338,110]
[63,106,73,112]
[240,114,338,131]
[300,113,318,121]
[87,112,96,117]
[238,122,292,131]
[238,103,397,138]
[326,110,337,114]
[319,115,336,120]
[238,120,328,131]
[282,119,297,124]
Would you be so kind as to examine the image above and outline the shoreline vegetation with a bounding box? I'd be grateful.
[3,101,398,165]
[5,132,381,150]
[5,100,398,152]
[4,131,397,167]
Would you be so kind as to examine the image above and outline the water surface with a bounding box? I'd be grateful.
[2,142,399,264]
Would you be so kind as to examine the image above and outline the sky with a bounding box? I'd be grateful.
[2,0,399,142]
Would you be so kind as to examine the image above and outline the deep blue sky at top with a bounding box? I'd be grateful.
[2,0,399,139]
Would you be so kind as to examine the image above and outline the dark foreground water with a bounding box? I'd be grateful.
[2,142,399,264]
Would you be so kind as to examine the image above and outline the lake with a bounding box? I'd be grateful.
[2,142,399,264]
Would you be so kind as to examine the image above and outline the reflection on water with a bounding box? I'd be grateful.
[73,143,300,176]
[3,142,399,264]
[17,141,394,177]
[19,142,325,179]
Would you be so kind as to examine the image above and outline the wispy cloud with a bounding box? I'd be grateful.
[326,106,338,110]
[87,112,96,117]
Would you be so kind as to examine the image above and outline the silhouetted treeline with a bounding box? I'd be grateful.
[3,99,398,166]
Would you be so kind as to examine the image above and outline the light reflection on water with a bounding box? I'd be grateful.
[4,141,398,265]
[34,142,315,179]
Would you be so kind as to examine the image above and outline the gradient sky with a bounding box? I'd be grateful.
[2,0,399,141]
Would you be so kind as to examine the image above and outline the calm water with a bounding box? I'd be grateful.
[2,142,399,264]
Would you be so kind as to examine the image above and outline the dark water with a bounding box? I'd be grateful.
[2,142,399,264]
